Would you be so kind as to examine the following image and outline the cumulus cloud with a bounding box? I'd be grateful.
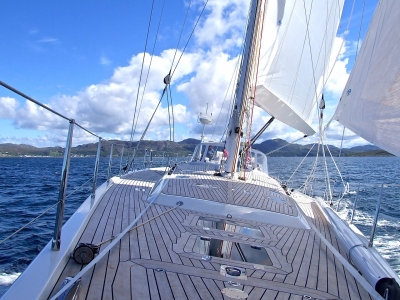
[194,0,249,50]
[0,97,18,118]
[0,50,200,145]
[0,0,371,149]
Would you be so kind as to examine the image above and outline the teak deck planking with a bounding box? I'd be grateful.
[50,165,374,299]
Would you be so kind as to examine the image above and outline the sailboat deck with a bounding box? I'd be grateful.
[50,167,373,299]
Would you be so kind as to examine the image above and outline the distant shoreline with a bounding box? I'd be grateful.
[0,139,394,157]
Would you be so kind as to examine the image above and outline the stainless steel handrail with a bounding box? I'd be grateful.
[52,119,75,250]
[107,144,114,182]
[369,183,384,247]
[1,80,190,252]
[91,138,102,200]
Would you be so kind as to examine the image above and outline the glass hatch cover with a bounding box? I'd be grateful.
[197,217,264,238]
[193,236,272,266]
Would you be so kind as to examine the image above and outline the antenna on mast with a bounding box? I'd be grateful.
[198,103,212,142]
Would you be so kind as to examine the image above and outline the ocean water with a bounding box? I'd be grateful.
[0,156,399,296]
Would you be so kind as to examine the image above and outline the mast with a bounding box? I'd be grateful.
[224,0,260,175]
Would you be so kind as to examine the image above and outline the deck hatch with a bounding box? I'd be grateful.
[193,236,272,266]
[197,217,264,238]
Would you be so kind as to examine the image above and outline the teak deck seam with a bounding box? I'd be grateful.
[49,167,373,299]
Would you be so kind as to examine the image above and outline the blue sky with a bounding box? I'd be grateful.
[0,0,379,148]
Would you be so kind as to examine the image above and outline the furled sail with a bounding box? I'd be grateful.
[255,0,344,135]
[334,0,400,157]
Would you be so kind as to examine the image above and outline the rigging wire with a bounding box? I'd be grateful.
[338,125,346,157]
[170,0,209,79]
[290,0,357,198]
[130,0,156,142]
[220,0,255,145]
[131,0,209,154]
[354,0,366,60]
[306,0,357,124]
[211,0,252,142]
[335,0,366,158]
[265,135,308,156]
[286,142,317,186]
[324,135,346,188]
[210,53,241,141]
[169,0,193,75]
[168,84,175,142]
[165,85,172,141]
[131,0,167,142]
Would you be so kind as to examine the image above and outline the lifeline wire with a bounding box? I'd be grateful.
[0,201,59,246]
[97,204,180,246]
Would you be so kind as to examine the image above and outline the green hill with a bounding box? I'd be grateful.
[0,139,393,157]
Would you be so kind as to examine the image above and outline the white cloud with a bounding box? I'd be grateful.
[0,97,18,118]
[0,1,372,149]
[194,0,249,50]
[100,55,112,65]
[0,50,201,145]
[36,37,58,43]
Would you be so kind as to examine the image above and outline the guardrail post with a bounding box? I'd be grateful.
[119,146,124,176]
[52,119,75,251]
[368,183,384,247]
[107,144,114,182]
[91,138,101,199]
[143,149,148,169]
[350,183,360,223]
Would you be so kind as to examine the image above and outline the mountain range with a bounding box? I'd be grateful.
[0,138,392,157]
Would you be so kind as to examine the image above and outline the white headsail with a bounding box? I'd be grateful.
[334,0,400,157]
[255,0,344,135]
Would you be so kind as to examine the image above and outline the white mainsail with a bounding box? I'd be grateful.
[255,0,344,135]
[334,0,400,157]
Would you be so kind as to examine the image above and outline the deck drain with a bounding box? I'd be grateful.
[176,175,190,178]
[303,296,312,300]
[135,188,146,191]
[221,288,248,299]
[243,190,253,195]
[225,267,241,277]
[155,268,165,272]
[220,265,247,280]
[202,255,211,261]
[227,281,240,287]
[195,183,218,189]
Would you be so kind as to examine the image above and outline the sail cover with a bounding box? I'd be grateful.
[255,0,344,135]
[334,0,400,157]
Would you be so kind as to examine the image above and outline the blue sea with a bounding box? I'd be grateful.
[0,156,399,296]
